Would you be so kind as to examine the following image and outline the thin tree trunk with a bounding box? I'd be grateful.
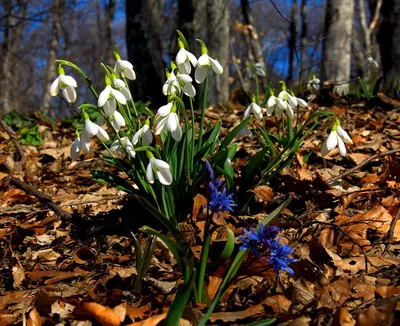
[287,2,298,81]
[41,0,64,116]
[322,0,354,94]
[104,0,116,65]
[300,0,308,74]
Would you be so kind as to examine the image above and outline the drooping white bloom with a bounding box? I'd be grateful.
[146,157,173,185]
[176,47,197,75]
[307,77,320,92]
[248,63,266,78]
[176,73,196,97]
[162,71,181,96]
[70,137,81,160]
[114,59,136,80]
[296,97,308,108]
[83,120,109,142]
[367,55,379,69]
[244,102,263,120]
[110,136,136,158]
[276,98,294,118]
[195,54,223,84]
[278,90,298,108]
[132,124,153,146]
[113,79,131,101]
[266,95,279,116]
[154,103,182,141]
[50,74,78,103]
[321,123,353,157]
[110,111,126,132]
[98,85,127,116]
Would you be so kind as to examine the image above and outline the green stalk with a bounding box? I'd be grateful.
[198,74,209,151]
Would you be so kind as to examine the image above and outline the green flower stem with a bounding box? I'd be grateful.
[189,97,195,171]
[255,74,260,104]
[117,102,134,132]
[182,104,192,179]
[121,73,139,120]
[198,74,209,151]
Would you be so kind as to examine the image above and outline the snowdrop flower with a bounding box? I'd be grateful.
[145,151,173,185]
[113,78,131,102]
[367,54,379,69]
[307,75,320,92]
[248,63,266,78]
[114,52,136,80]
[321,119,353,157]
[70,131,92,160]
[110,111,126,132]
[295,96,308,108]
[176,73,196,97]
[195,39,223,84]
[98,78,127,116]
[154,102,182,141]
[266,90,279,116]
[132,120,153,146]
[244,97,263,120]
[83,115,109,142]
[276,98,294,118]
[176,39,197,75]
[110,136,136,158]
[278,85,298,108]
[162,70,181,96]
[50,66,77,103]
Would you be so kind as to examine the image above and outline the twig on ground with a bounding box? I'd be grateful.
[383,208,400,254]
[0,119,26,172]
[327,148,400,185]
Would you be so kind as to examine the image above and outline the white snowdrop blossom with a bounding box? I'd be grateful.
[83,119,109,142]
[110,111,126,132]
[110,136,136,158]
[132,123,153,146]
[70,137,81,160]
[278,90,298,108]
[98,84,127,116]
[248,63,266,78]
[321,119,353,157]
[114,58,136,80]
[154,103,182,141]
[295,97,308,108]
[367,55,379,69]
[146,154,173,185]
[176,41,197,75]
[113,79,131,101]
[176,73,196,97]
[307,76,320,91]
[276,98,294,118]
[70,132,92,160]
[195,40,223,83]
[50,69,78,103]
[244,101,263,120]
[266,94,279,116]
[162,70,181,96]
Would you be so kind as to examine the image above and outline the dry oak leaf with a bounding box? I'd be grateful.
[0,314,17,326]
[251,185,274,203]
[27,307,41,326]
[334,255,398,274]
[357,299,397,326]
[72,302,121,326]
[375,285,400,298]
[331,306,355,326]
[336,205,400,255]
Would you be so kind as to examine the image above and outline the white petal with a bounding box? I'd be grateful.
[151,157,170,170]
[296,98,308,107]
[195,66,208,83]
[156,169,173,185]
[155,116,168,135]
[143,128,153,146]
[198,54,210,66]
[70,138,81,160]
[171,123,182,141]
[321,139,330,157]
[162,82,169,96]
[113,79,125,88]
[166,113,178,132]
[286,105,294,118]
[287,93,298,107]
[114,111,126,127]
[98,85,112,107]
[118,59,133,70]
[119,86,131,101]
[60,74,77,87]
[132,128,142,145]
[62,87,77,103]
[96,126,109,142]
[176,48,187,65]
[80,132,92,153]
[266,104,275,116]
[124,67,136,80]
[244,107,251,119]
[177,62,190,75]
[177,74,192,83]
[84,120,99,137]
[182,83,196,97]
[103,98,116,116]
[146,162,154,184]
[326,131,338,151]
[111,88,127,105]
[278,91,286,101]
[157,103,173,117]
[337,136,347,156]
[186,51,197,67]
[209,57,223,75]
[111,119,120,132]
[50,77,60,96]
[336,126,353,144]
[267,96,276,108]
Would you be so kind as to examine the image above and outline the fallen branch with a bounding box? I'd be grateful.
[0,119,26,172]
[327,148,400,184]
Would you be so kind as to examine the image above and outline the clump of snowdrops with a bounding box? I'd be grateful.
[51,31,352,324]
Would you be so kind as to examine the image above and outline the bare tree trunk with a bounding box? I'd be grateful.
[241,0,265,85]
[41,0,64,116]
[126,0,165,107]
[104,0,116,65]
[322,0,354,94]
[300,0,308,73]
[377,0,400,85]
[0,0,27,114]
[287,2,298,81]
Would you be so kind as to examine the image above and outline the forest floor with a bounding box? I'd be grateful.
[0,92,400,325]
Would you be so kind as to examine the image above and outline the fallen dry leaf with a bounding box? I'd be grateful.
[72,302,121,326]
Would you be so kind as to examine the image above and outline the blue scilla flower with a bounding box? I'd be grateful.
[268,238,297,274]
[208,181,236,213]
